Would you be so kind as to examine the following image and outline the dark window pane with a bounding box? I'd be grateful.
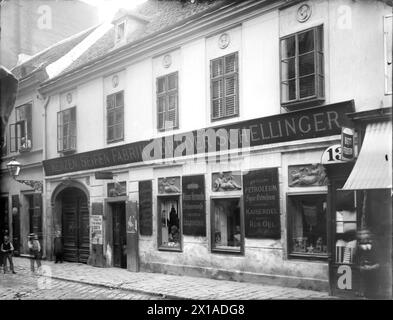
[212,99,223,118]
[168,73,177,90]
[318,75,325,97]
[115,124,123,140]
[158,112,164,129]
[298,29,314,54]
[158,96,165,113]
[107,111,114,126]
[281,36,296,58]
[225,96,236,116]
[115,108,123,124]
[212,80,223,99]
[281,80,297,102]
[299,52,315,76]
[281,58,296,80]
[168,94,177,110]
[225,54,236,73]
[317,26,323,52]
[318,52,324,75]
[299,75,315,98]
[107,126,114,141]
[157,77,166,93]
[225,76,236,96]
[116,92,124,107]
[107,95,115,109]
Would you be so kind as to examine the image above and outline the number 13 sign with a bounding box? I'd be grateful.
[321,144,346,164]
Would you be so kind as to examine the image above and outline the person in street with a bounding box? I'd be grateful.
[28,233,41,272]
[1,235,16,274]
[53,230,64,263]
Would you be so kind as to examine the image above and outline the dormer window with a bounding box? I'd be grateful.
[116,21,126,43]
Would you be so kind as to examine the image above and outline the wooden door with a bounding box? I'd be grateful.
[112,202,126,268]
[62,188,89,263]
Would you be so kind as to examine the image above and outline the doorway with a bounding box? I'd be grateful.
[111,202,126,268]
[61,188,90,263]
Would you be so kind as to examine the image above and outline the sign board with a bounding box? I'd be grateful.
[95,171,114,179]
[138,180,153,236]
[341,127,355,161]
[243,168,280,239]
[321,144,345,165]
[90,215,103,245]
[44,100,355,176]
[182,175,206,236]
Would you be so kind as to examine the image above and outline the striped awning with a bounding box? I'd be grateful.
[342,121,392,190]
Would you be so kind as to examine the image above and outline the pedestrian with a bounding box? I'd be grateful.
[28,233,41,272]
[1,235,16,274]
[53,230,64,263]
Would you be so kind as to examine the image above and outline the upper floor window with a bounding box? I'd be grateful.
[210,52,239,121]
[157,72,179,131]
[116,21,126,43]
[106,91,124,143]
[57,107,76,153]
[10,103,32,153]
[280,25,324,108]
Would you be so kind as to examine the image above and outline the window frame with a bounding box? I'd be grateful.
[280,25,325,108]
[156,71,179,132]
[286,191,328,261]
[106,90,125,144]
[57,106,77,154]
[210,52,239,121]
[157,194,183,252]
[210,195,245,255]
[9,103,32,153]
[116,21,126,43]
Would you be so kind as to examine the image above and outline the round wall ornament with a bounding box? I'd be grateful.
[297,3,312,23]
[163,54,172,68]
[218,33,230,49]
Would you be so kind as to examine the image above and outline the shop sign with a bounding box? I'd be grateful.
[341,127,355,161]
[288,164,328,187]
[95,171,114,179]
[43,100,355,176]
[91,215,103,245]
[138,180,153,236]
[182,175,206,236]
[243,168,280,239]
[158,176,181,194]
[212,171,242,192]
[321,144,345,164]
[107,181,127,197]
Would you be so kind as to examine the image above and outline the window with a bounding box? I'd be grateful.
[106,91,124,143]
[57,107,76,153]
[157,72,178,131]
[210,52,239,120]
[280,25,324,107]
[211,198,243,254]
[10,103,32,153]
[116,21,125,42]
[158,197,181,250]
[288,193,327,259]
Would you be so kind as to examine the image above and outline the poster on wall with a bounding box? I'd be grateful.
[243,168,281,239]
[90,215,103,245]
[182,175,206,236]
[138,180,153,236]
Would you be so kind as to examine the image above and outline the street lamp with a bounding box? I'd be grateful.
[6,157,43,192]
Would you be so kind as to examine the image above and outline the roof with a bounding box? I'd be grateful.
[59,0,229,76]
[11,25,98,81]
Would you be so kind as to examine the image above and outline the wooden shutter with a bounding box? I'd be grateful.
[11,195,20,254]
[9,123,16,152]
[211,58,224,119]
[70,107,76,150]
[138,180,153,236]
[32,193,43,239]
[224,53,238,117]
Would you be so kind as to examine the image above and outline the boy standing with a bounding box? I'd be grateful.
[1,235,16,274]
[28,233,41,272]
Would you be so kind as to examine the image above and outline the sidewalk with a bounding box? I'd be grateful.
[12,257,333,300]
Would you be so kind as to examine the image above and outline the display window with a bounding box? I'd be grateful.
[157,196,181,251]
[287,193,327,258]
[211,197,244,254]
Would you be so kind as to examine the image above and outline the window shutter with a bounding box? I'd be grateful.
[9,123,16,152]
[224,75,236,116]
[33,193,43,239]
[70,108,76,149]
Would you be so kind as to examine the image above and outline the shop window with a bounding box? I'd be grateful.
[158,197,181,250]
[10,103,32,153]
[288,193,327,259]
[280,25,324,109]
[57,107,76,153]
[210,52,239,121]
[157,72,179,131]
[211,198,243,254]
[107,91,124,143]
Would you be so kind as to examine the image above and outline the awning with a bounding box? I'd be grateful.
[342,121,392,190]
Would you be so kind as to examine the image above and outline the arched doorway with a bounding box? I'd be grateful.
[59,187,90,263]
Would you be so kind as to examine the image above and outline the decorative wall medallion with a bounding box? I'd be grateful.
[212,171,242,192]
[163,54,172,68]
[288,164,328,187]
[297,3,312,23]
[107,181,126,197]
[158,176,180,194]
[66,92,72,104]
[112,75,119,88]
[218,33,230,49]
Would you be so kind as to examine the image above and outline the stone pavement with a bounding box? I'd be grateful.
[9,257,333,300]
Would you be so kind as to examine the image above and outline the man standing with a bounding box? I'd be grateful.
[1,235,16,274]
[28,233,41,272]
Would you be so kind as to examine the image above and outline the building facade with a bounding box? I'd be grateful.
[37,0,391,295]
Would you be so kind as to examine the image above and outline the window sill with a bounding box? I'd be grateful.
[212,247,243,255]
[281,97,325,112]
[289,253,328,261]
[59,149,76,156]
[158,245,182,252]
[211,113,239,123]
[107,138,124,144]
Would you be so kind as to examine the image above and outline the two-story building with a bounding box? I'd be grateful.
[38,0,392,296]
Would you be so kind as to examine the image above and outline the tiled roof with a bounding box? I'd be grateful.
[11,26,97,80]
[59,0,229,76]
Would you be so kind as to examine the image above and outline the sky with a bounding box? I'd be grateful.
[81,0,148,22]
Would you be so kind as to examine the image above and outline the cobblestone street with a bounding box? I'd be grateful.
[0,258,333,300]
